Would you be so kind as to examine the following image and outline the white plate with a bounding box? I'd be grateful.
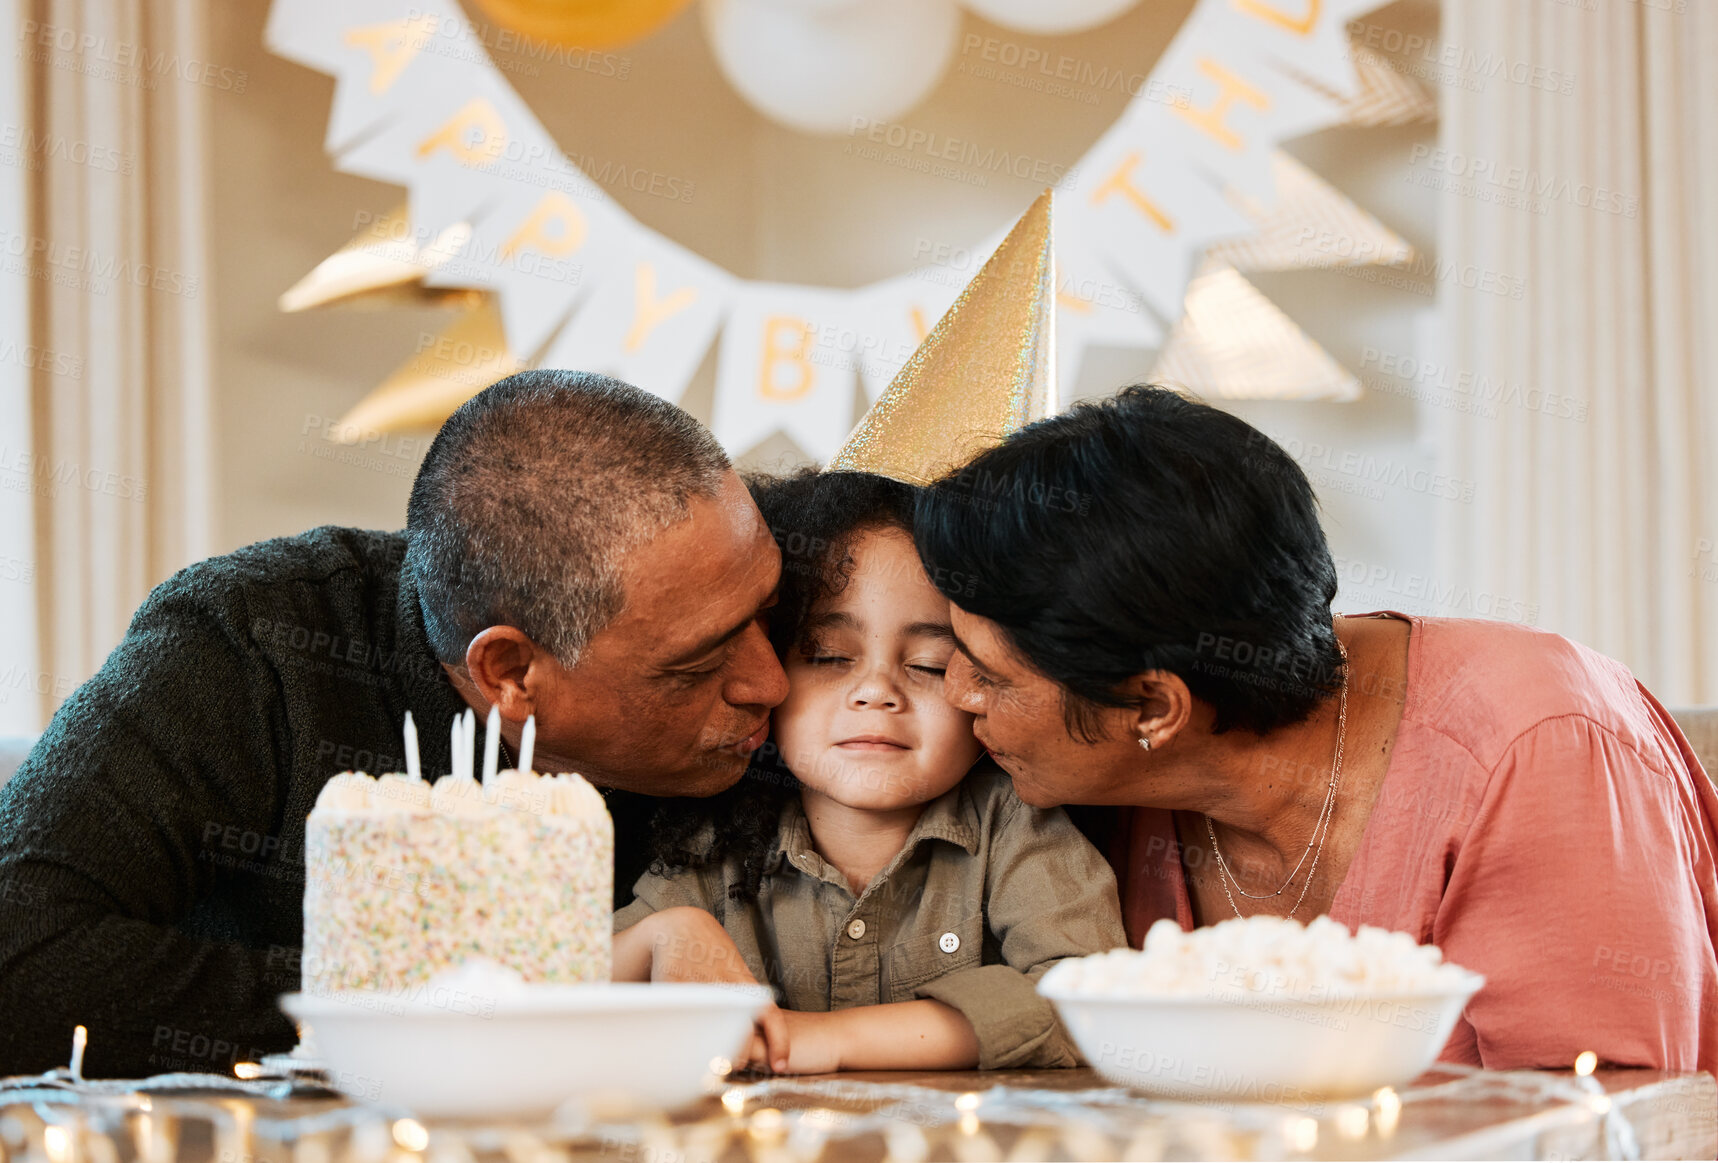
[1040,973,1484,1103]
[281,982,774,1119]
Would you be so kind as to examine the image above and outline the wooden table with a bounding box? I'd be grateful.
[738,1067,1718,1160]
[2,1067,1713,1162]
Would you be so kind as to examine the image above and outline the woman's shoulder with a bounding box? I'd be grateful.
[1388,613,1666,771]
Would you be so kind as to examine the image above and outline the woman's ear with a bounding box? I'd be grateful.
[459,626,548,721]
[1125,669,1195,750]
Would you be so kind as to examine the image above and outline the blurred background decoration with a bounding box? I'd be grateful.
[269,0,1423,457]
[471,0,696,51]
[703,0,966,134]
[1,0,1713,734]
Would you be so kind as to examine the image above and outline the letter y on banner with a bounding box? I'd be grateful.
[536,232,735,405]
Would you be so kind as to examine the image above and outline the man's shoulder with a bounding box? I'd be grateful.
[178,526,406,591]
[138,527,406,624]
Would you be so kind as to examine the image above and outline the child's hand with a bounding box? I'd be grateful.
[739,1009,842,1075]
[740,1003,792,1074]
[638,906,758,986]
[738,1002,979,1073]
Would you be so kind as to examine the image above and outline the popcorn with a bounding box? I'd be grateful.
[1040,915,1474,1001]
[420,957,532,1003]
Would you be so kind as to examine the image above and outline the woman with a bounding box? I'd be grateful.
[913,385,1718,1075]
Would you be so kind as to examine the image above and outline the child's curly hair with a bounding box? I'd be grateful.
[642,469,921,900]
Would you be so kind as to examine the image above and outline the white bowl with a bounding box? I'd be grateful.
[281,982,773,1119]
[1040,973,1484,1104]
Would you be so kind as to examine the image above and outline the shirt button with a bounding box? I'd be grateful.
[846,919,866,940]
[939,932,960,954]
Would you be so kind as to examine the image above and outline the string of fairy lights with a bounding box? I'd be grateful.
[0,1031,1642,1163]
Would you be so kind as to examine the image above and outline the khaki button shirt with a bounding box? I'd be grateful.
[614,767,1128,1068]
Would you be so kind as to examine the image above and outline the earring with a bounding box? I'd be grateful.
[1138,736,1152,752]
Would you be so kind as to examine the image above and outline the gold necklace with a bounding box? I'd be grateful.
[1205,638,1349,920]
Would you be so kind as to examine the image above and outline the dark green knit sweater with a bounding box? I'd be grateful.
[0,526,656,1078]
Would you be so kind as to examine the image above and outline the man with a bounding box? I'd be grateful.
[0,370,788,1077]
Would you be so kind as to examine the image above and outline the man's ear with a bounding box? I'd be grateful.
[460,626,549,721]
[1123,668,1195,750]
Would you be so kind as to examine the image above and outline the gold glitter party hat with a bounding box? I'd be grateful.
[827,190,1057,484]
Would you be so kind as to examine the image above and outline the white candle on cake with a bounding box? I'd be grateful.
[518,714,536,776]
[403,711,421,782]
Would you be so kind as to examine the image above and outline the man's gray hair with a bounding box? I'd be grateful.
[406,369,731,666]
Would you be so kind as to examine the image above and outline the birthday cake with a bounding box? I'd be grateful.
[302,714,613,996]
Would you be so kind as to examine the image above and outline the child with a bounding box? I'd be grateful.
[612,470,1126,1073]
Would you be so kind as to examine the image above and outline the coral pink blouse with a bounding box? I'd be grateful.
[1113,614,1718,1077]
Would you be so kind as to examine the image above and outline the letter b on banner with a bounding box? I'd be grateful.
[759,316,815,401]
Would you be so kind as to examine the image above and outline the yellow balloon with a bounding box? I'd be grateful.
[471,0,695,51]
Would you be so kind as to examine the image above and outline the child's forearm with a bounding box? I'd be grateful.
[820,1000,980,1071]
[610,919,656,982]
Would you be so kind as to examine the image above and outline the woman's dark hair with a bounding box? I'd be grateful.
[645,470,920,899]
[914,385,1344,739]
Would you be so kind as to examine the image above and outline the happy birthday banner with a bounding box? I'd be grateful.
[266,0,1411,461]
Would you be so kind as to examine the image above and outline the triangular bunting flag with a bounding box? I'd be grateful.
[1208,151,1415,272]
[331,297,529,442]
[1152,261,1360,401]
